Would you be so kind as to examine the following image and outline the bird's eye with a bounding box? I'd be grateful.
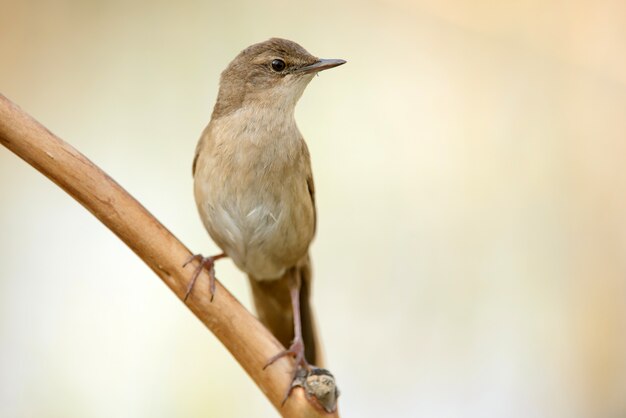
[271,59,286,72]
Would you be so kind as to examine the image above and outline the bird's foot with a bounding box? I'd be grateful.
[264,337,311,404]
[182,253,225,302]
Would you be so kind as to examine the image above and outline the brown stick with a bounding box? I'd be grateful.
[0,94,339,418]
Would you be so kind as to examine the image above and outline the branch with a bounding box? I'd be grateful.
[0,94,339,418]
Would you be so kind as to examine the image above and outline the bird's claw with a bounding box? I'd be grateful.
[264,338,310,404]
[183,253,224,302]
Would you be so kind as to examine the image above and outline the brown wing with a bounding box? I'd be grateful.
[193,124,212,177]
[192,151,199,176]
[307,174,317,234]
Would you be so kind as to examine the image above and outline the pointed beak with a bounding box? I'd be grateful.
[296,58,347,74]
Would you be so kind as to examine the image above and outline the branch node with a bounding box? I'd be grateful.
[293,367,339,413]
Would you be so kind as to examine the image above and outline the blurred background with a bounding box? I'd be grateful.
[2,0,626,417]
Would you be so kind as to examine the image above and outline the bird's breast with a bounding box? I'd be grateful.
[194,111,315,279]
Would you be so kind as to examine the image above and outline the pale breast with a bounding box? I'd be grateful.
[193,109,315,280]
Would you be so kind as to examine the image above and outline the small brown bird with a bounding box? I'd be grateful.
[187,38,345,387]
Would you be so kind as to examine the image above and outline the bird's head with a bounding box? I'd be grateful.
[213,38,345,118]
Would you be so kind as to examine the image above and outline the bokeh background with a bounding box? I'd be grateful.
[2,1,626,417]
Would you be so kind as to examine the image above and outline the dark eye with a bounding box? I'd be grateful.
[271,59,286,72]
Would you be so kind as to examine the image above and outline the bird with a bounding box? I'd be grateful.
[186,38,345,394]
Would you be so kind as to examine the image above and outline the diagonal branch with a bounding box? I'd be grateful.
[0,94,339,418]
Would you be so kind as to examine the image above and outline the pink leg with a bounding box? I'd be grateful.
[183,253,226,302]
[263,270,310,403]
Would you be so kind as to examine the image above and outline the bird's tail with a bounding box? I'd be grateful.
[248,254,321,365]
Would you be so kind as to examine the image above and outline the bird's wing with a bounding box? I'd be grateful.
[307,174,316,234]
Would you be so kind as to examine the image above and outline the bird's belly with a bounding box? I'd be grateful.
[196,174,314,280]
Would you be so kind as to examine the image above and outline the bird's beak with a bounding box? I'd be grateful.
[296,58,346,74]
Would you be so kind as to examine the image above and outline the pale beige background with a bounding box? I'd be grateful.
[2,1,626,417]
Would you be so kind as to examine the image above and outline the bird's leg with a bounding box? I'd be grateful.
[263,270,310,403]
[183,253,226,302]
